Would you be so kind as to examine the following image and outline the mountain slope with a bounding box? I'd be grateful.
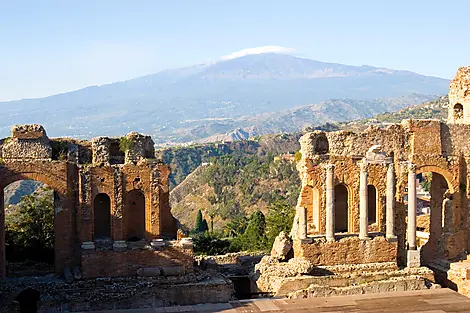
[0,54,449,142]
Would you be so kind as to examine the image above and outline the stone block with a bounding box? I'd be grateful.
[180,238,193,249]
[161,266,185,276]
[81,241,95,250]
[407,249,421,268]
[3,125,52,160]
[137,267,162,277]
[12,124,47,139]
[112,240,127,252]
[151,239,166,249]
[271,231,292,260]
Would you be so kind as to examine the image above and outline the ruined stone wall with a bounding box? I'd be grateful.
[2,124,52,160]
[325,125,411,160]
[294,236,397,266]
[448,66,470,124]
[82,245,193,278]
[0,275,234,312]
[125,132,155,164]
[158,164,178,238]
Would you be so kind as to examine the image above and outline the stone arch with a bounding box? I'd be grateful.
[413,165,462,261]
[125,189,146,241]
[0,168,73,278]
[93,193,111,240]
[416,165,455,193]
[334,184,349,233]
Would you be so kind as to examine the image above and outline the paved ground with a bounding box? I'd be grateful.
[78,288,470,313]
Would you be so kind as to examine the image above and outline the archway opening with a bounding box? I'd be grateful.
[334,184,348,233]
[454,103,464,120]
[4,179,55,277]
[93,193,111,240]
[126,190,146,241]
[414,172,449,264]
[367,185,377,226]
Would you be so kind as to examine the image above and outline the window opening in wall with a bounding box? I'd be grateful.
[454,103,463,120]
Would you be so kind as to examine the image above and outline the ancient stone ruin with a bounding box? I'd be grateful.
[270,66,470,297]
[0,127,192,279]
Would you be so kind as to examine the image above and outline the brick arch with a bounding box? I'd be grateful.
[415,165,456,194]
[0,172,68,197]
[0,166,74,278]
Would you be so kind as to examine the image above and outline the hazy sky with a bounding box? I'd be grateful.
[0,0,469,101]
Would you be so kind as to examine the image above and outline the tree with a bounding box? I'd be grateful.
[5,187,54,262]
[202,219,209,233]
[266,198,295,246]
[230,210,268,252]
[193,209,205,233]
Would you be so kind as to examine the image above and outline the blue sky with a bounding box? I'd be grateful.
[0,0,469,101]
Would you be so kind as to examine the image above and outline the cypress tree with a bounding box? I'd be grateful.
[202,219,209,233]
[194,209,204,233]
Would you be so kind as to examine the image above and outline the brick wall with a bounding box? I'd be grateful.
[81,246,194,278]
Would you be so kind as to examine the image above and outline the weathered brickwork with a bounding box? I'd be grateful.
[82,245,193,278]
[0,126,188,280]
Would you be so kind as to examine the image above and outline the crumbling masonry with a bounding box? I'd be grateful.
[0,127,193,279]
[289,66,470,295]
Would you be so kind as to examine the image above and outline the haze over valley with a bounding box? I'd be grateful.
[0,53,448,144]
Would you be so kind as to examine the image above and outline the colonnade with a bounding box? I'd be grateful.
[297,161,420,249]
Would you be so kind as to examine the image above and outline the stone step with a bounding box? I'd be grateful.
[275,266,434,296]
[311,261,399,276]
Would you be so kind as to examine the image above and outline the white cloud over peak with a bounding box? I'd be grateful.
[220,46,296,61]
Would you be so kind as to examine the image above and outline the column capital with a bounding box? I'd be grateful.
[325,163,335,172]
[360,158,368,173]
[408,163,416,173]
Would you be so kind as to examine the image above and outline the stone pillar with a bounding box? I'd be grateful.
[298,206,307,239]
[386,163,396,239]
[325,164,335,241]
[407,163,417,250]
[359,159,369,239]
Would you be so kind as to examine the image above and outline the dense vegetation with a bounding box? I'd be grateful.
[5,187,55,263]
[192,199,295,255]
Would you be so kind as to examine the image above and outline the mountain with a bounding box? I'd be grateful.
[0,53,450,142]
[180,94,438,143]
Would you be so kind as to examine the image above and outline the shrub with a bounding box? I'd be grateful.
[192,232,231,255]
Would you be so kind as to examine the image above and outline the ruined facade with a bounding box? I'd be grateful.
[0,126,192,279]
[291,66,470,293]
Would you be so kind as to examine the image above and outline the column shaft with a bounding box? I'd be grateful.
[359,160,368,239]
[325,164,335,241]
[407,164,417,250]
[298,206,307,239]
[386,163,395,238]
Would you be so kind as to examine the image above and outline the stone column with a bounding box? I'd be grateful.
[359,159,369,239]
[298,206,307,239]
[325,164,335,241]
[407,163,417,250]
[386,163,396,239]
